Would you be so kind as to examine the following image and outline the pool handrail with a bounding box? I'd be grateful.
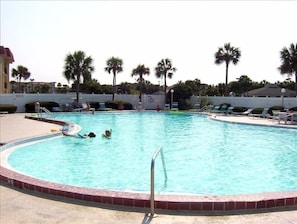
[150,146,167,217]
[37,107,55,118]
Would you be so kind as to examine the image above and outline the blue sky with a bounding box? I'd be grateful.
[1,0,296,87]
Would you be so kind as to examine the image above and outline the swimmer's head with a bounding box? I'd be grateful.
[105,130,111,136]
[88,132,96,138]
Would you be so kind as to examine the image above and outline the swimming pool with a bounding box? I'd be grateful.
[6,112,297,196]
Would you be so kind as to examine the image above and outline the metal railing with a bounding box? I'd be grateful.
[38,107,54,118]
[199,105,211,112]
[39,107,51,113]
[150,146,167,217]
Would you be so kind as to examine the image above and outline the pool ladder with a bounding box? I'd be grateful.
[150,146,167,217]
[38,107,54,118]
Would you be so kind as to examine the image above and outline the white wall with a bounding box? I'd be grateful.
[0,93,165,112]
[0,93,296,112]
[190,96,297,109]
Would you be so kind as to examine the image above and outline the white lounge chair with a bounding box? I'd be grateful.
[210,105,221,113]
[273,111,297,124]
[232,108,253,116]
[98,102,112,111]
[73,103,95,113]
[164,104,170,110]
[218,105,228,113]
[248,108,269,118]
[225,106,234,114]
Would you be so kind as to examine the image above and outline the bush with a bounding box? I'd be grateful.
[105,101,118,110]
[0,104,17,113]
[177,99,192,110]
[198,97,212,107]
[105,101,133,110]
[88,102,100,110]
[123,102,133,110]
[25,101,60,113]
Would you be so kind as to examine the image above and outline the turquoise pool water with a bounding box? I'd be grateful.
[7,112,297,195]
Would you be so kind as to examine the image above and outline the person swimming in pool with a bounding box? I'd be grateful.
[102,129,111,139]
[62,131,96,138]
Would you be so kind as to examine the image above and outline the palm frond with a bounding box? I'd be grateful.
[278,43,297,76]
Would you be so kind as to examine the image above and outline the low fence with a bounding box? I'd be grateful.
[196,95,297,109]
[0,93,165,112]
[0,93,296,112]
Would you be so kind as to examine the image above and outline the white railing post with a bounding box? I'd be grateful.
[150,146,167,217]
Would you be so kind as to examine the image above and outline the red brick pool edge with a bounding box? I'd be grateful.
[1,166,296,211]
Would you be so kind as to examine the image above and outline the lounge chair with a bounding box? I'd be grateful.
[98,102,106,111]
[210,105,221,113]
[219,105,228,113]
[52,106,62,112]
[171,102,179,111]
[231,108,253,116]
[248,108,269,118]
[61,103,71,112]
[278,112,290,124]
[289,113,297,124]
[272,111,297,124]
[164,104,170,110]
[98,102,111,111]
[189,103,201,112]
[270,110,281,120]
[225,106,234,114]
[73,103,95,113]
[211,105,230,114]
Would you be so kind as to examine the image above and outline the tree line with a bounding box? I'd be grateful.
[10,43,297,103]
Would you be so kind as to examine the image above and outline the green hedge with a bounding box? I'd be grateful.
[25,101,60,113]
[105,101,133,110]
[88,102,100,110]
[0,104,17,113]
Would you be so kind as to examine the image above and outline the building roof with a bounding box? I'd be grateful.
[0,46,14,62]
[245,84,296,97]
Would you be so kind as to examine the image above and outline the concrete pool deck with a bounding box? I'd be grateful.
[1,113,297,223]
[209,113,297,129]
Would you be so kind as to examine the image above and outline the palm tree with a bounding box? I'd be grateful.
[155,58,176,103]
[131,64,150,102]
[11,65,31,93]
[278,43,297,93]
[215,43,241,96]
[104,57,123,101]
[63,51,94,103]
